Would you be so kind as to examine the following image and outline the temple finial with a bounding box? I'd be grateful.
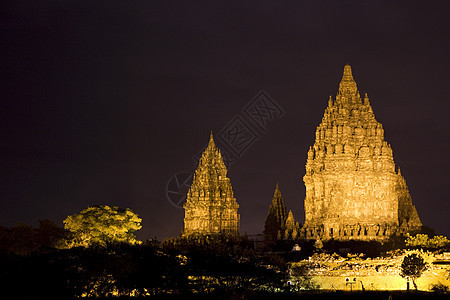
[287,210,294,219]
[342,64,354,81]
[208,131,215,148]
[339,64,358,96]
[364,92,370,105]
[274,182,281,197]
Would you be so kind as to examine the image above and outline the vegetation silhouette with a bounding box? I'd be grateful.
[1,217,449,298]
[400,253,428,290]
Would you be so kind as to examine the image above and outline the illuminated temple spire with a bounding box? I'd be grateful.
[284,210,301,240]
[264,183,287,241]
[183,133,240,237]
[302,65,422,241]
[338,64,357,95]
[209,130,215,146]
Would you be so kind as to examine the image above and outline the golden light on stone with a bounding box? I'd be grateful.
[285,210,301,240]
[289,251,450,291]
[182,133,240,237]
[302,65,422,241]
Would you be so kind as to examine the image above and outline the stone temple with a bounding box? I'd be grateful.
[182,133,240,237]
[264,183,301,241]
[264,183,287,241]
[302,65,422,241]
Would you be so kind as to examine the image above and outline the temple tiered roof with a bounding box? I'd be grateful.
[302,65,422,241]
[183,133,239,237]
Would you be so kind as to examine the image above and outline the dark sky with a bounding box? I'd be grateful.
[1,0,449,240]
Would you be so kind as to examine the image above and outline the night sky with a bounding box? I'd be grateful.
[1,1,449,240]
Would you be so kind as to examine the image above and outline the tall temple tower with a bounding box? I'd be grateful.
[264,183,288,241]
[302,65,422,241]
[183,133,240,237]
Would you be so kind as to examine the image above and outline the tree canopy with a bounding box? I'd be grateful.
[400,253,427,290]
[405,234,450,249]
[63,205,142,248]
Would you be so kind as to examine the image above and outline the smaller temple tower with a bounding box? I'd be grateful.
[183,133,240,237]
[264,183,287,241]
[264,184,302,241]
[284,210,301,240]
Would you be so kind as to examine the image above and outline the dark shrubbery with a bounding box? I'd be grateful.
[0,220,66,255]
[2,228,449,298]
[0,236,290,298]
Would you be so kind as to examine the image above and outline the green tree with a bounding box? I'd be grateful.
[406,234,450,249]
[63,206,142,248]
[405,234,429,248]
[400,253,427,290]
[428,235,450,249]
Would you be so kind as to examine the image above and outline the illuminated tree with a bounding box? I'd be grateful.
[406,234,450,249]
[63,205,142,248]
[428,235,450,249]
[405,234,429,247]
[400,253,427,290]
